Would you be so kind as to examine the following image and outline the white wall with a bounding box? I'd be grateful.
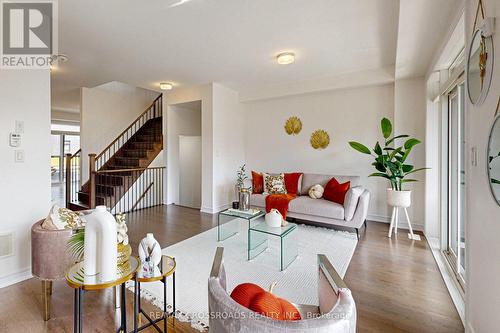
[0,70,51,287]
[394,77,427,228]
[163,84,214,212]
[167,103,202,205]
[243,84,396,222]
[465,1,500,332]
[80,81,159,181]
[212,83,245,211]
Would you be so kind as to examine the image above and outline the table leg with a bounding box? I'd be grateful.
[121,283,127,333]
[134,276,138,333]
[73,288,79,333]
[173,270,176,317]
[78,288,83,333]
[138,281,141,326]
[163,276,167,332]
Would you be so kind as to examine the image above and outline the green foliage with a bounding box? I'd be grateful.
[236,164,248,188]
[67,228,85,261]
[348,117,429,191]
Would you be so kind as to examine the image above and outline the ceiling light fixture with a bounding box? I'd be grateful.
[160,82,173,90]
[276,52,295,65]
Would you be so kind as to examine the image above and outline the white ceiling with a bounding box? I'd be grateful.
[395,0,461,79]
[51,0,458,109]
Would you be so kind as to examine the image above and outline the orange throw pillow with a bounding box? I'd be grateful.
[323,178,350,205]
[230,282,301,321]
[284,172,303,195]
[252,171,264,194]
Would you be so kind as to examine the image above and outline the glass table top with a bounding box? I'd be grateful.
[66,256,140,290]
[249,221,297,237]
[137,255,176,282]
[220,208,264,220]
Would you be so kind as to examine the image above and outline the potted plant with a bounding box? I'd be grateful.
[348,118,427,209]
[235,164,250,210]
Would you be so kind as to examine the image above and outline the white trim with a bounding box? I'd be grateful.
[201,203,231,214]
[466,322,476,333]
[367,214,424,231]
[427,236,465,326]
[0,268,32,289]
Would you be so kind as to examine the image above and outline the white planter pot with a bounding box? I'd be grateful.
[387,189,411,208]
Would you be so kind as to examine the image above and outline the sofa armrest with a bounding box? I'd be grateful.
[344,190,370,229]
[210,247,227,291]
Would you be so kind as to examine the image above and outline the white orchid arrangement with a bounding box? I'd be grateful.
[116,213,129,245]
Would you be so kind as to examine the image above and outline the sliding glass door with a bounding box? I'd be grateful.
[446,82,466,286]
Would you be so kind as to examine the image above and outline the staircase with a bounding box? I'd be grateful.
[66,95,164,213]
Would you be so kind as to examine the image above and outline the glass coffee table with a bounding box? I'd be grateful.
[217,208,265,241]
[248,221,298,271]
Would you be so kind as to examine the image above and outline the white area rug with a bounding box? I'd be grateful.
[129,219,358,330]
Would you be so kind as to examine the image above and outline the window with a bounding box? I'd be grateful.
[445,82,466,288]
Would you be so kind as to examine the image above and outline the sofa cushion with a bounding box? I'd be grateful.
[251,171,264,194]
[323,178,350,205]
[344,186,364,221]
[263,173,287,194]
[251,193,267,208]
[284,172,303,195]
[288,196,344,220]
[300,174,360,195]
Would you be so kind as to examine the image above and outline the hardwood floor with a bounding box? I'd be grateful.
[0,205,463,332]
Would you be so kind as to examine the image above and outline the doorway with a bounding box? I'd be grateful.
[167,100,202,209]
[51,123,80,205]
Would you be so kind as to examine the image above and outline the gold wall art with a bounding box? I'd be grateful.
[284,116,302,135]
[310,129,330,149]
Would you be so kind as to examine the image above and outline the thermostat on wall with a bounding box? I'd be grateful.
[9,133,21,147]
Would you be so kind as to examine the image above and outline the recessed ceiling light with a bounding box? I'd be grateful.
[160,82,173,90]
[276,52,295,65]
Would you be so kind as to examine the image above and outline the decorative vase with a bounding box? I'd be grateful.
[387,189,412,208]
[138,233,162,266]
[83,206,118,281]
[239,188,250,211]
[265,209,283,228]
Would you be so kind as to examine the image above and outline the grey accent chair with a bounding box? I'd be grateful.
[208,247,357,333]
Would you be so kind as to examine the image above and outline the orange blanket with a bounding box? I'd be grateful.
[265,194,297,219]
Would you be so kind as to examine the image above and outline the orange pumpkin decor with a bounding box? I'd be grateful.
[230,281,301,321]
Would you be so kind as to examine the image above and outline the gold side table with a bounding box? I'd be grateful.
[134,255,176,333]
[66,256,140,333]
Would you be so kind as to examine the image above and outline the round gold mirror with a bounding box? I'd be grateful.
[467,29,494,105]
[488,115,500,205]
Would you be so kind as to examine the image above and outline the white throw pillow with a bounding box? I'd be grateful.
[308,184,324,199]
[344,186,364,221]
[42,204,83,230]
[263,173,287,194]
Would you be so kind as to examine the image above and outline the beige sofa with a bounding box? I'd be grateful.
[251,174,370,239]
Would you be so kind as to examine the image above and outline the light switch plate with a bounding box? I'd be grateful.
[14,150,24,163]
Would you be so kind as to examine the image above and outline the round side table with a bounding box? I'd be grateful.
[134,256,176,333]
[66,256,140,333]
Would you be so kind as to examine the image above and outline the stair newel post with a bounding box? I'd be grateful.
[65,153,72,208]
[89,153,97,209]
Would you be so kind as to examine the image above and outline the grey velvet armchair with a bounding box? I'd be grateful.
[208,247,357,333]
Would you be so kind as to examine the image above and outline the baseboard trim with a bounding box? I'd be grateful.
[367,214,424,231]
[426,237,465,326]
[0,267,32,289]
[201,203,231,214]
